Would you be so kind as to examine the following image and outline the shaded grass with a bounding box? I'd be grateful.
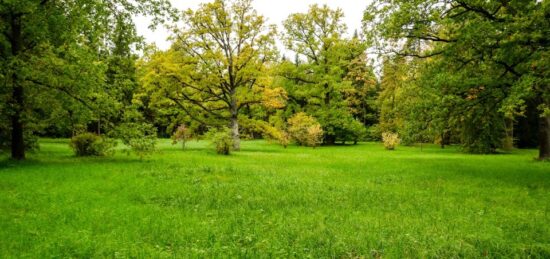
[0,139,549,257]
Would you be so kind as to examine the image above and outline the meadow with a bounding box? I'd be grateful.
[1,139,549,258]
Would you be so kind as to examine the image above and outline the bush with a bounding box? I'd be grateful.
[287,112,323,147]
[315,109,366,144]
[382,132,401,150]
[305,124,323,148]
[115,122,157,159]
[172,124,192,150]
[70,133,115,156]
[208,127,234,155]
[276,131,291,148]
[262,124,290,148]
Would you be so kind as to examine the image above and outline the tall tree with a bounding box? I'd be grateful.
[364,0,550,159]
[281,4,370,144]
[142,0,278,150]
[0,0,174,160]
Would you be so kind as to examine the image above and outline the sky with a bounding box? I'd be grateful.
[134,0,371,51]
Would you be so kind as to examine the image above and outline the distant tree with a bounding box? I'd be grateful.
[280,4,371,144]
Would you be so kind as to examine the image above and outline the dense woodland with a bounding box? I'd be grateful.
[1,0,549,160]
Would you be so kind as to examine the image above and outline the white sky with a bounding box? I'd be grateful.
[134,0,371,51]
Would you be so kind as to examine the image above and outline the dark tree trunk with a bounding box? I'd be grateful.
[539,114,550,160]
[10,15,25,160]
[324,135,336,145]
[516,100,539,148]
[11,85,25,160]
[229,95,240,151]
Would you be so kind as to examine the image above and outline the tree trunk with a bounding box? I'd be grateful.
[10,15,25,160]
[11,85,25,160]
[324,135,336,145]
[539,114,550,160]
[231,114,240,151]
[503,117,514,151]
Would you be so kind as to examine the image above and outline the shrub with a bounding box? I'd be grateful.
[315,109,366,144]
[262,124,290,148]
[305,124,323,148]
[70,133,115,156]
[208,127,234,155]
[277,131,291,148]
[287,112,323,147]
[382,132,401,150]
[115,122,157,159]
[172,124,192,150]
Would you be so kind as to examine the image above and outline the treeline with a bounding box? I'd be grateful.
[1,0,548,160]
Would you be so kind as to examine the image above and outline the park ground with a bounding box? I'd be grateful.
[1,139,549,257]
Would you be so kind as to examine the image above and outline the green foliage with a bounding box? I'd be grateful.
[115,122,157,159]
[138,0,279,150]
[364,0,550,158]
[460,111,505,154]
[267,127,291,148]
[69,133,115,157]
[382,132,400,150]
[207,127,234,155]
[0,0,174,159]
[287,113,324,147]
[0,129,39,154]
[280,4,370,144]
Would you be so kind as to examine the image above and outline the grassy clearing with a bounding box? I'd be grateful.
[1,139,549,257]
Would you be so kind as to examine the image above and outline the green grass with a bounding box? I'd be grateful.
[1,139,549,258]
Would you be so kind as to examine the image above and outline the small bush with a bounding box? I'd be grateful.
[262,124,290,148]
[306,124,323,148]
[70,133,115,156]
[277,131,291,148]
[287,112,324,147]
[115,122,157,159]
[382,132,401,150]
[172,124,192,150]
[208,127,234,155]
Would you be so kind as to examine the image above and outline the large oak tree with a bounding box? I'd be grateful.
[141,0,278,150]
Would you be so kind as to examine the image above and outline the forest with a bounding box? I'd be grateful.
[1,0,549,257]
[1,0,548,160]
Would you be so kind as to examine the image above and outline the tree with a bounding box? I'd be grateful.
[364,0,550,159]
[0,0,174,160]
[280,4,371,144]
[343,50,379,128]
[142,0,278,150]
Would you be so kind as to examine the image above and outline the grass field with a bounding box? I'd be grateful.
[1,139,549,258]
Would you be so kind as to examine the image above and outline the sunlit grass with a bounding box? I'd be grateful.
[1,139,549,257]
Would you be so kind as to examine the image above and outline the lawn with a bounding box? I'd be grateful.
[1,139,549,258]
